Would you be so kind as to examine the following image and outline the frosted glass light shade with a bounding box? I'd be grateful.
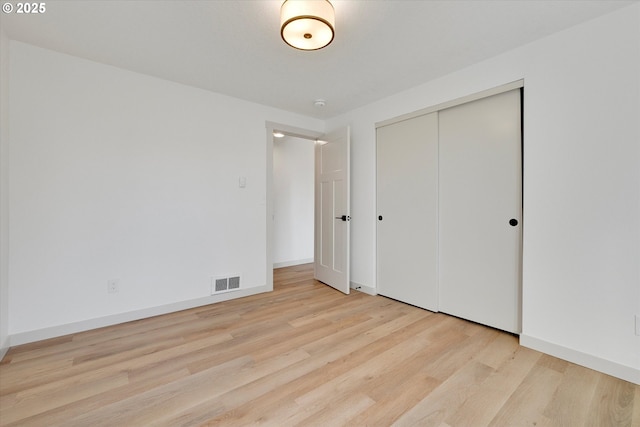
[281,0,335,50]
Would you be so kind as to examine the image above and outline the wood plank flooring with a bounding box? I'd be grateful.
[1,263,638,426]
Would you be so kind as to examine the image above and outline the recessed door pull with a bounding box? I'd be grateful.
[509,218,518,226]
[378,215,383,221]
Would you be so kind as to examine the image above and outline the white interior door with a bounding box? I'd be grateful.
[314,127,350,294]
[439,89,522,333]
[377,113,439,311]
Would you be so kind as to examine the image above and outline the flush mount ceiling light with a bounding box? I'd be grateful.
[281,0,335,51]
[273,131,285,138]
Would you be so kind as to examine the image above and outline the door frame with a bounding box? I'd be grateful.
[265,121,323,291]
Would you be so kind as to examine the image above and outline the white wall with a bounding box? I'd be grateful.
[273,136,314,267]
[328,4,640,383]
[7,41,323,342]
[0,30,10,358]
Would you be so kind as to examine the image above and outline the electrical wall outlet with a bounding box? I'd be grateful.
[107,279,119,294]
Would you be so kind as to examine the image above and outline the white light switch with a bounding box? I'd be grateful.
[239,176,246,188]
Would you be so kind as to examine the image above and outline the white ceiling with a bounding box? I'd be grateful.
[1,0,635,119]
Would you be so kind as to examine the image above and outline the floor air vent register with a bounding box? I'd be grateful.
[211,275,241,294]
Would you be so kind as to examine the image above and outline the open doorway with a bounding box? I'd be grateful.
[265,122,323,292]
[265,122,350,294]
[272,135,314,268]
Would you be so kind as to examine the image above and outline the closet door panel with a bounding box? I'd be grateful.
[439,89,522,333]
[377,113,438,311]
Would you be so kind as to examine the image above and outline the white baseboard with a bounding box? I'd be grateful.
[350,281,376,296]
[9,284,270,347]
[0,336,8,361]
[273,258,314,269]
[520,334,640,385]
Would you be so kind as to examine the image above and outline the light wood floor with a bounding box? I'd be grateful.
[1,264,638,426]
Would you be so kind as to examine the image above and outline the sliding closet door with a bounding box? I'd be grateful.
[377,113,438,311]
[439,89,522,333]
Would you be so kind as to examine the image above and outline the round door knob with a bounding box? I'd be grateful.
[378,215,383,221]
[509,218,518,226]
